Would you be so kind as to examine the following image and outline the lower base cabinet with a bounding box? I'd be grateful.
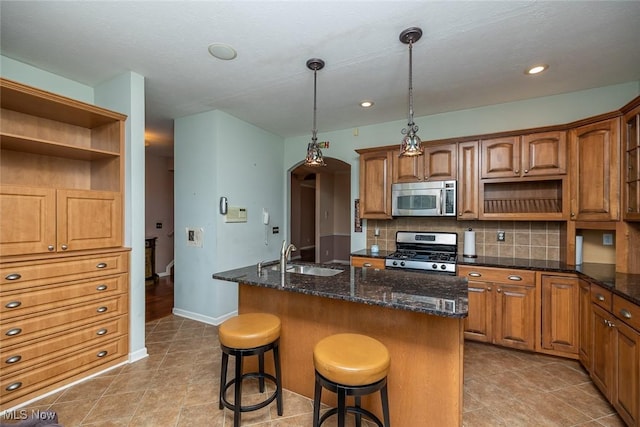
[541,275,580,356]
[0,249,129,410]
[460,266,536,351]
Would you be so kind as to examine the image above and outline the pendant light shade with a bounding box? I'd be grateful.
[305,58,326,167]
[399,27,423,157]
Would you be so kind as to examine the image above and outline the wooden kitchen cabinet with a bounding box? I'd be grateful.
[612,295,640,427]
[350,256,386,269]
[623,100,640,221]
[457,140,479,219]
[569,117,620,221]
[459,266,536,351]
[480,131,566,179]
[357,148,393,219]
[591,303,616,401]
[579,279,592,368]
[541,274,579,356]
[393,143,457,183]
[0,78,129,410]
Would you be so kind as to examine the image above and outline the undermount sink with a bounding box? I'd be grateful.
[271,263,344,277]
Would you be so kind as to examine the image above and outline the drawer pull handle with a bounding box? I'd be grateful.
[620,309,632,320]
[469,272,482,277]
[5,273,21,281]
[508,275,522,281]
[5,301,22,309]
[96,262,107,269]
[5,355,21,364]
[6,382,22,392]
[96,284,108,291]
[596,294,605,302]
[97,306,108,313]
[97,328,108,336]
[363,262,372,267]
[6,328,22,337]
[97,351,108,358]
[60,244,68,250]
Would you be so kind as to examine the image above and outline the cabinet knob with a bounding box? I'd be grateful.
[570,212,575,217]
[5,328,22,337]
[487,286,492,291]
[48,245,55,251]
[596,294,605,302]
[96,284,108,291]
[96,263,108,269]
[97,306,108,313]
[524,169,529,173]
[5,355,21,364]
[496,288,502,293]
[459,212,463,216]
[514,170,519,174]
[96,350,108,358]
[60,244,68,250]
[97,328,108,336]
[5,301,21,309]
[619,309,632,319]
[5,382,22,392]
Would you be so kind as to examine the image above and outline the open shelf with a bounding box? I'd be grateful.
[481,179,564,217]
[1,133,120,160]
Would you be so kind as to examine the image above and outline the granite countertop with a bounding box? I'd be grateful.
[351,250,640,306]
[212,262,468,319]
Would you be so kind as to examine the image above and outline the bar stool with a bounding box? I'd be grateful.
[218,313,283,427]
[312,333,391,427]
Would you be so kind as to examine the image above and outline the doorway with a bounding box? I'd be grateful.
[290,157,351,264]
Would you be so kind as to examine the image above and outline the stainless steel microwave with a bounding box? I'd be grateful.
[391,181,456,216]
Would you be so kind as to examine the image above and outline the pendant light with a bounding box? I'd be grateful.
[305,58,327,167]
[399,27,423,157]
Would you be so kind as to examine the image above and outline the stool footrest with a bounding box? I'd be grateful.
[220,372,279,413]
[319,406,384,427]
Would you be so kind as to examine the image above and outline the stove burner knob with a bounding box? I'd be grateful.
[432,264,438,269]
[400,261,406,267]
[392,261,398,266]
[440,264,447,270]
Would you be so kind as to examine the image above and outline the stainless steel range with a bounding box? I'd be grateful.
[385,231,458,275]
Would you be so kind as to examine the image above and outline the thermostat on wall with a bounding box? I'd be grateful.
[224,206,248,223]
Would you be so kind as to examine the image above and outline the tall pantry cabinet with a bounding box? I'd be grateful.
[0,78,130,410]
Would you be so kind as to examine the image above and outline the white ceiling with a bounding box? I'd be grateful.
[2,1,639,157]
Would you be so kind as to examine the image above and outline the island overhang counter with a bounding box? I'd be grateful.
[212,263,468,426]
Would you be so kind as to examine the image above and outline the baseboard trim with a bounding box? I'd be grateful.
[172,307,237,326]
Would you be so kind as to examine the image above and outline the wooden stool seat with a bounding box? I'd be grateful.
[219,312,281,349]
[314,333,390,386]
[218,313,283,427]
[313,333,391,427]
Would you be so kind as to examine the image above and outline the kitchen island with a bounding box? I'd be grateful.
[213,262,468,426]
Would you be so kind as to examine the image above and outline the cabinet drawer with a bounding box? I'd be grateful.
[1,335,127,404]
[351,256,386,269]
[590,284,613,311]
[1,315,127,377]
[1,294,127,347]
[458,266,535,285]
[1,274,127,320]
[613,295,640,331]
[0,251,128,289]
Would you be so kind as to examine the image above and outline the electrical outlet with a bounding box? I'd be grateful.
[497,231,506,242]
[603,233,613,246]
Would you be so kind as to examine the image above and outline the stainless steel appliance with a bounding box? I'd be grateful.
[385,231,458,275]
[391,180,456,217]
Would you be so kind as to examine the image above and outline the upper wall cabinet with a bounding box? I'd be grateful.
[0,78,126,256]
[457,141,479,220]
[357,148,393,219]
[481,131,567,179]
[569,118,620,221]
[393,143,457,183]
[623,101,640,221]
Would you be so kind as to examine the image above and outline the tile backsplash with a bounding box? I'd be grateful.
[365,218,562,261]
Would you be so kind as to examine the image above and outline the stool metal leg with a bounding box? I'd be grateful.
[233,354,243,427]
[219,352,229,410]
[273,343,283,415]
[258,353,265,392]
[337,386,347,427]
[354,396,362,427]
[312,374,323,427]
[381,383,391,427]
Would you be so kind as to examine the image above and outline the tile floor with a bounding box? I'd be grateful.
[1,315,627,427]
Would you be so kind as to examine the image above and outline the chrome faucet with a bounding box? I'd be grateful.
[280,240,297,273]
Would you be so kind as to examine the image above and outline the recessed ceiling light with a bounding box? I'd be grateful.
[208,43,237,60]
[360,100,374,108]
[525,64,548,75]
